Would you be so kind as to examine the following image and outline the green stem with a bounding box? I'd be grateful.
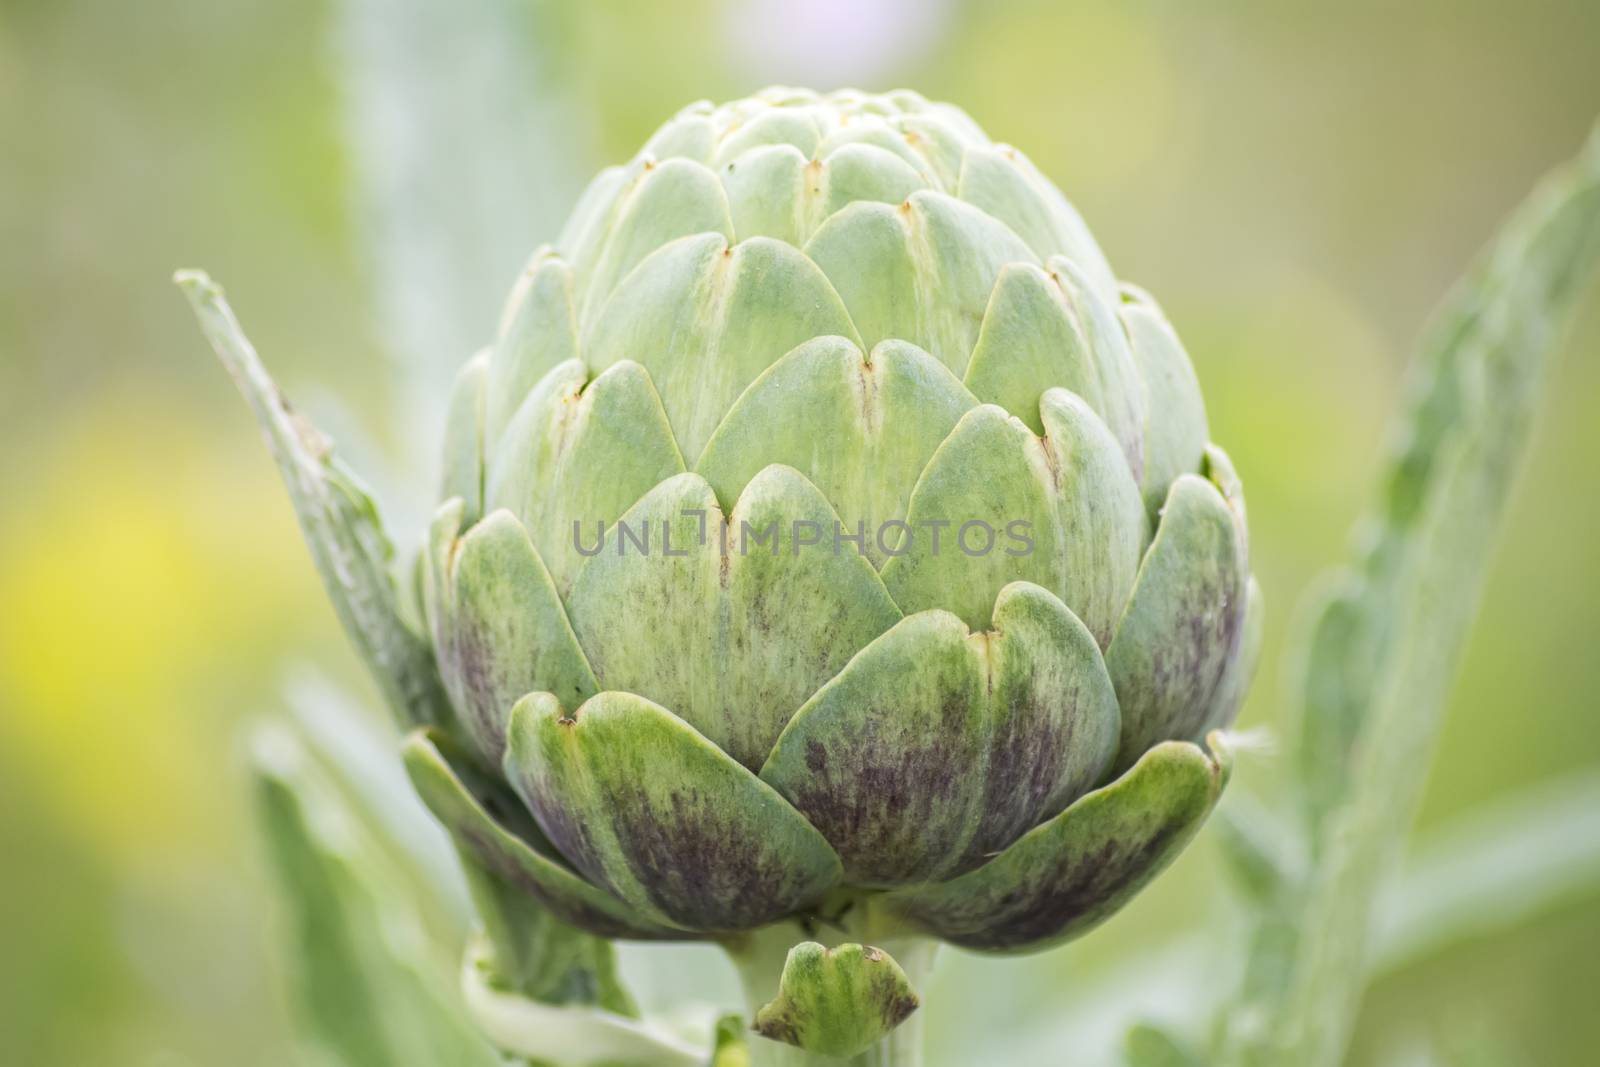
[743,1013,925,1067]
[726,922,936,1067]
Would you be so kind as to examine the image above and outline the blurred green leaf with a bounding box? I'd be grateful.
[271,673,672,1066]
[284,668,470,925]
[1374,768,1600,972]
[975,763,1600,1066]
[460,931,710,1067]
[1125,1022,1203,1067]
[1226,122,1600,1066]
[461,856,638,1016]
[1212,790,1302,907]
[252,723,499,1067]
[177,271,453,733]
[709,1013,751,1067]
[335,0,587,503]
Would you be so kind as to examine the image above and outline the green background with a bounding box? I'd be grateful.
[2,1,1597,1063]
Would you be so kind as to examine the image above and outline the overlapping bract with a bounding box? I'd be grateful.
[411,88,1258,952]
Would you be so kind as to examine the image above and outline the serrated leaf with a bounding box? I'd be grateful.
[177,271,451,730]
[1228,124,1600,1066]
[283,669,470,925]
[251,725,500,1067]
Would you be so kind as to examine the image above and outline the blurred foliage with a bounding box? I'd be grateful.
[251,721,499,1067]
[1222,124,1600,1065]
[2,1,1598,1064]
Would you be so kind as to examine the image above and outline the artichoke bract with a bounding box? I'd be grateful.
[409,87,1259,952]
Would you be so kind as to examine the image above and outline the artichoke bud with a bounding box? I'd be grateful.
[409,87,1257,955]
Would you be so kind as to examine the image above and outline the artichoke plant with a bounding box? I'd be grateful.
[187,86,1261,1065]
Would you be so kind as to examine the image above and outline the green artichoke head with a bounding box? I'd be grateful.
[407,86,1260,954]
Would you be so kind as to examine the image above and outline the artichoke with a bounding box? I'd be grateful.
[188,86,1261,1061]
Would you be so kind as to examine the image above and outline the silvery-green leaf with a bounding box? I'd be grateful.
[963,262,1106,434]
[564,469,902,769]
[882,392,1148,646]
[402,729,683,941]
[804,191,1037,378]
[1228,114,1600,1067]
[423,502,597,766]
[461,936,707,1067]
[760,583,1119,886]
[486,358,686,594]
[253,727,501,1067]
[583,234,861,463]
[752,943,920,1058]
[455,848,636,1014]
[1120,286,1209,514]
[1108,474,1248,770]
[175,271,450,729]
[1293,575,1369,826]
[280,671,467,921]
[888,736,1229,952]
[503,691,843,932]
[1213,788,1300,906]
[696,336,977,568]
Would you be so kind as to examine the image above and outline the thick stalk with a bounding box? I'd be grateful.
[726,923,936,1067]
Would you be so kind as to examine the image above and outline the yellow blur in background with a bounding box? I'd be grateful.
[2,2,1597,1064]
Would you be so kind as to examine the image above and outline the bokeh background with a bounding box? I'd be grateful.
[3,1,1598,1064]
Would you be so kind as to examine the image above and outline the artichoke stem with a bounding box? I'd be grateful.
[745,1014,925,1067]
[725,921,936,1067]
